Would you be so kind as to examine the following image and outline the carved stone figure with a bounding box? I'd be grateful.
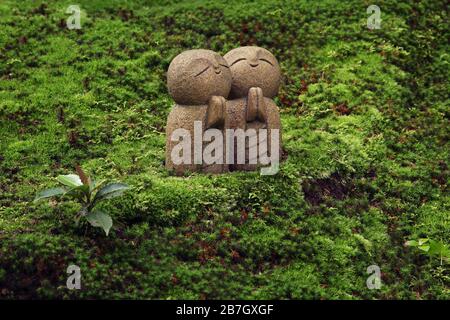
[223,46,282,171]
[165,49,231,175]
[165,46,282,175]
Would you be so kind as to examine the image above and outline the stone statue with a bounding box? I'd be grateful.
[223,46,282,171]
[165,49,231,175]
[165,46,282,175]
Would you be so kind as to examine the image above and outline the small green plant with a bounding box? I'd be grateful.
[34,166,129,236]
[406,238,450,265]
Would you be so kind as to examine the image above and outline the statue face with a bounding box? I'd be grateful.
[224,46,281,99]
[167,49,232,105]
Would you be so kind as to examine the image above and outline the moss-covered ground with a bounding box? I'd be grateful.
[0,0,448,299]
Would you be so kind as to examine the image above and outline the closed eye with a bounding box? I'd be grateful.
[259,58,273,66]
[230,58,246,66]
[219,63,229,68]
[194,65,210,77]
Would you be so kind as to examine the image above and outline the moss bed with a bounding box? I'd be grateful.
[0,0,448,299]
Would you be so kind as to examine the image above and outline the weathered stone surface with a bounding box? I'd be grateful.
[223,46,281,99]
[165,46,283,175]
[165,104,208,175]
[165,49,231,175]
[224,47,282,171]
[167,49,232,105]
[224,97,248,170]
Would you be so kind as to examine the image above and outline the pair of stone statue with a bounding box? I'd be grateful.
[165,46,282,175]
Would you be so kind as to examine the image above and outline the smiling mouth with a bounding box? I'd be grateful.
[215,69,221,74]
[250,63,259,67]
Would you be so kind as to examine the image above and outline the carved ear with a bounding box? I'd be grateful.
[186,58,212,77]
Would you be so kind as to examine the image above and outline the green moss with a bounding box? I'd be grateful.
[0,0,448,299]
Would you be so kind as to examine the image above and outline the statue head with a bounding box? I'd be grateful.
[224,46,281,99]
[167,49,232,105]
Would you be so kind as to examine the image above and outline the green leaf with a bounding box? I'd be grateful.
[57,174,83,188]
[34,187,67,202]
[428,240,448,256]
[90,179,106,193]
[442,247,450,259]
[64,184,91,203]
[86,210,113,236]
[418,245,430,252]
[93,183,129,203]
[405,240,419,247]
